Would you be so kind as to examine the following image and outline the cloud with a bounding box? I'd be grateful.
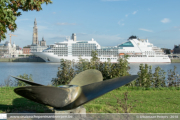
[52,12,56,14]
[139,28,153,32]
[132,10,138,15]
[56,22,76,25]
[118,20,124,26]
[125,14,128,17]
[161,18,170,23]
[101,0,127,1]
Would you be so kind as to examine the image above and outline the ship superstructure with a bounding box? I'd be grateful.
[31,34,171,63]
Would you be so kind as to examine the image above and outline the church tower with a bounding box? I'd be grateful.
[40,37,46,46]
[32,18,39,45]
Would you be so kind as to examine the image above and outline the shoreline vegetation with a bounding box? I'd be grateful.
[51,50,180,88]
[1,51,180,113]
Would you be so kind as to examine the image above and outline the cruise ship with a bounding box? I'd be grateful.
[31,34,171,63]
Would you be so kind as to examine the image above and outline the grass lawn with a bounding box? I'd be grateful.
[0,87,54,113]
[0,87,180,113]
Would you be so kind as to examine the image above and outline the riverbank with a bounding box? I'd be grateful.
[0,57,45,62]
[1,87,180,113]
[0,58,180,63]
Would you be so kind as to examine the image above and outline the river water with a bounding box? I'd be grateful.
[0,62,180,85]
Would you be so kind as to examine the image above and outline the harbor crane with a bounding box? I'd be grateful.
[9,33,17,44]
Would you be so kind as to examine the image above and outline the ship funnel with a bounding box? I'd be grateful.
[72,33,76,41]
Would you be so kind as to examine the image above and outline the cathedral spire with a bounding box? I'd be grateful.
[34,18,37,26]
[32,18,39,45]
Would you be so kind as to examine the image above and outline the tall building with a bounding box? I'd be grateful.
[40,37,46,46]
[31,19,47,52]
[32,18,39,45]
[71,33,76,41]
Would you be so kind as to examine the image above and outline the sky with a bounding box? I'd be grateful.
[3,0,180,49]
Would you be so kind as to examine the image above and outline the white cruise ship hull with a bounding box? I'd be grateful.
[31,35,171,63]
[32,52,171,63]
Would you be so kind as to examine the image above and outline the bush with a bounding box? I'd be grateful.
[15,74,33,86]
[129,64,166,88]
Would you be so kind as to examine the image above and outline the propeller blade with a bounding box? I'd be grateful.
[61,75,138,109]
[11,76,44,86]
[13,75,138,110]
[14,85,81,108]
[69,69,103,86]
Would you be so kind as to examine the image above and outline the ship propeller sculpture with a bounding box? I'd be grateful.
[12,69,138,110]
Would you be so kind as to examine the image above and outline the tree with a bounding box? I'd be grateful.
[89,50,99,69]
[136,64,153,87]
[0,0,52,42]
[153,66,166,88]
[75,56,90,73]
[51,59,75,86]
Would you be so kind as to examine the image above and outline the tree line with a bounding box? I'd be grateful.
[51,50,180,88]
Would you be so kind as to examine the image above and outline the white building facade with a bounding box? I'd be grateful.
[0,41,23,57]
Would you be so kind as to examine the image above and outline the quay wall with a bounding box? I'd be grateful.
[0,57,45,62]
[171,58,180,63]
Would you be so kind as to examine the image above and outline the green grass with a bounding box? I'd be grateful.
[84,87,180,113]
[0,87,180,113]
[0,87,54,113]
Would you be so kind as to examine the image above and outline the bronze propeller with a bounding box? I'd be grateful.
[12,69,138,110]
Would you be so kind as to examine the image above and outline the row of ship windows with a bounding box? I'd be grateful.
[50,49,98,51]
[72,49,96,50]
[72,44,96,46]
[53,52,117,53]
[51,51,117,53]
[52,48,68,50]
[145,51,154,53]
[72,46,96,47]
[71,51,112,52]
[72,54,118,55]
[48,51,118,53]
[72,47,96,49]
[47,50,117,53]
[66,51,117,53]
[125,51,135,53]
[54,53,117,56]
[127,56,168,57]
[122,51,156,53]
[48,49,118,51]
[52,47,119,50]
[72,55,92,56]
[72,53,117,55]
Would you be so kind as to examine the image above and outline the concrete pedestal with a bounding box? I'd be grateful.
[54,106,86,120]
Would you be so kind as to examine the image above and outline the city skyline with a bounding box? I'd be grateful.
[2,0,180,49]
